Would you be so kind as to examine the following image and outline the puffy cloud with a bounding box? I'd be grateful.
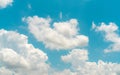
[0,0,13,8]
[61,49,120,75]
[0,67,13,75]
[24,16,88,50]
[52,69,77,75]
[0,29,49,75]
[0,48,29,69]
[61,49,88,67]
[0,26,120,75]
[92,22,120,53]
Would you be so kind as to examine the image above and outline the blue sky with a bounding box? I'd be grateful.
[0,0,120,75]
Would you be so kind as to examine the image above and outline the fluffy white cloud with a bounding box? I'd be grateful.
[52,69,77,75]
[0,26,120,75]
[0,0,13,8]
[92,22,120,53]
[24,16,88,50]
[61,49,88,67]
[0,29,49,75]
[61,49,120,75]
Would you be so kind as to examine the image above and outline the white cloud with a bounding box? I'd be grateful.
[24,16,89,50]
[92,22,120,53]
[0,25,120,75]
[0,0,13,8]
[61,49,120,75]
[0,29,49,75]
[52,69,77,75]
[0,67,13,75]
[61,49,88,67]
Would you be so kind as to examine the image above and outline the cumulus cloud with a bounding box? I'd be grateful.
[61,49,88,67]
[92,22,120,53]
[0,26,120,75]
[0,0,13,8]
[61,49,120,75]
[52,69,77,75]
[0,67,13,75]
[0,29,49,75]
[23,16,89,50]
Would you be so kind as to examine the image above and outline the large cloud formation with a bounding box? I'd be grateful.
[0,29,49,75]
[0,0,13,8]
[60,49,120,75]
[92,22,120,53]
[0,26,120,75]
[23,16,88,50]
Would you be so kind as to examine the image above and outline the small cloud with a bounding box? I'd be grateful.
[28,4,32,9]
[59,12,62,19]
[0,0,13,9]
[92,21,96,29]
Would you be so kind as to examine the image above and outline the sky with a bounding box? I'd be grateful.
[0,0,120,75]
